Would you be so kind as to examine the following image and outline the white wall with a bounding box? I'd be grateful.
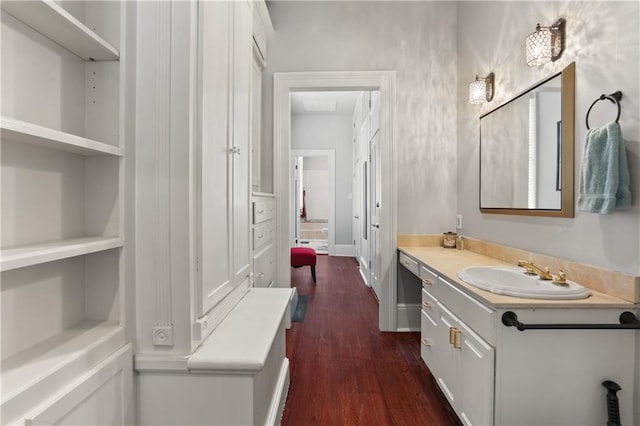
[456,0,640,417]
[264,1,458,235]
[291,114,352,245]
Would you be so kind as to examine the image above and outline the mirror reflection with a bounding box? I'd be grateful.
[479,62,574,217]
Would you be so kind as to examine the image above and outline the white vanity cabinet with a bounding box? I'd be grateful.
[420,274,494,426]
[401,249,637,426]
[1,1,133,424]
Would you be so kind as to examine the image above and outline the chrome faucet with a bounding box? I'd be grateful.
[517,260,553,280]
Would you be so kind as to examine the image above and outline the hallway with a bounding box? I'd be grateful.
[282,255,462,425]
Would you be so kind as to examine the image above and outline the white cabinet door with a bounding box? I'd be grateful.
[435,303,461,410]
[420,288,440,373]
[231,0,252,286]
[198,0,233,316]
[459,322,494,426]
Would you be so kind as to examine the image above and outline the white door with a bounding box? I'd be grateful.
[370,132,381,298]
[369,91,381,298]
[231,0,252,286]
[198,0,232,316]
[357,92,370,284]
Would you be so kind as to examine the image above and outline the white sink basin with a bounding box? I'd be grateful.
[457,266,591,300]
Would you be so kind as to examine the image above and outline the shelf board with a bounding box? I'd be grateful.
[1,321,125,422]
[1,117,123,157]
[1,237,123,272]
[0,0,119,61]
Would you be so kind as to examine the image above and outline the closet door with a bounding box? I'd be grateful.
[198,0,233,316]
[231,0,251,286]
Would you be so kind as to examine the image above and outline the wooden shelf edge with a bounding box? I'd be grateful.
[0,0,119,61]
[1,237,123,272]
[1,117,123,157]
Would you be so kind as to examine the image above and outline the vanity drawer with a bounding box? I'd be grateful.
[398,252,419,277]
[253,200,273,224]
[253,245,274,288]
[422,288,438,312]
[420,265,438,298]
[438,277,496,345]
[253,222,273,250]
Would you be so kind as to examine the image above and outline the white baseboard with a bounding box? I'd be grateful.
[331,244,355,257]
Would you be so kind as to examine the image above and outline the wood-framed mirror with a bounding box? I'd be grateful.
[479,62,575,217]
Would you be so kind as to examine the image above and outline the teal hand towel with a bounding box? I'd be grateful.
[577,121,632,214]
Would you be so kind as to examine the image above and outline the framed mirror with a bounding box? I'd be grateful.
[480,62,575,217]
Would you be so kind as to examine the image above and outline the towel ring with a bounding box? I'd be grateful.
[585,91,623,129]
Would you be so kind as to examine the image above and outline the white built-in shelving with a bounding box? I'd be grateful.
[1,0,130,423]
[1,117,123,157]
[0,0,119,61]
[1,236,123,272]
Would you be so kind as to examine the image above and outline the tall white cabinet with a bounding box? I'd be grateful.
[1,1,133,424]
[135,2,291,425]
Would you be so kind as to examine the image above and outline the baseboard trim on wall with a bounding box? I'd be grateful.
[332,245,355,257]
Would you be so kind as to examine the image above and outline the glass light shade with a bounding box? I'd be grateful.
[469,79,487,104]
[526,26,562,66]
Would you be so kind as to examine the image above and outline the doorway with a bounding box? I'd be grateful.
[274,71,398,331]
[291,150,336,254]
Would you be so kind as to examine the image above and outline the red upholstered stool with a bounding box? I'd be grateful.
[291,247,317,283]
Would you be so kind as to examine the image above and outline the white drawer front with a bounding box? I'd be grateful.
[253,222,273,251]
[420,265,438,298]
[253,246,274,288]
[253,200,273,224]
[438,277,496,345]
[398,252,419,277]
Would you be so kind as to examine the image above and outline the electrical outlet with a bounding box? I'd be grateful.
[456,214,462,230]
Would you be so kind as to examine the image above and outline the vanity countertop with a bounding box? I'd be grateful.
[398,245,636,309]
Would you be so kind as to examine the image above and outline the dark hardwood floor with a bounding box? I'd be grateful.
[282,255,462,426]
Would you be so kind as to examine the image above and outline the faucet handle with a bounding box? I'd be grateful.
[552,270,568,286]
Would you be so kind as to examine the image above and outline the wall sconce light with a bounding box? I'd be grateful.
[525,18,566,66]
[469,73,494,104]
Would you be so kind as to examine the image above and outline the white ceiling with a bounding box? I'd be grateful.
[290,91,360,115]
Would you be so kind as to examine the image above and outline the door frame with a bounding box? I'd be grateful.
[290,149,336,254]
[273,71,398,331]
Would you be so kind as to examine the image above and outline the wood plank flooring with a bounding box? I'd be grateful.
[283,255,462,426]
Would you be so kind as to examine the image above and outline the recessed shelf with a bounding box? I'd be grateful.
[1,117,123,157]
[1,321,125,422]
[0,0,119,61]
[1,237,123,272]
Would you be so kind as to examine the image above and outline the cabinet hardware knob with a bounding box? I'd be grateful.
[422,279,433,286]
[230,146,241,155]
[422,301,432,308]
[422,338,432,347]
[257,209,264,214]
[449,327,455,345]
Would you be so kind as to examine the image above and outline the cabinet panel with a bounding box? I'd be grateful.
[198,0,233,316]
[459,321,494,426]
[253,245,274,288]
[253,200,273,224]
[25,344,133,426]
[434,303,460,409]
[231,0,252,285]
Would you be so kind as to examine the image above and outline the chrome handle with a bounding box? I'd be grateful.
[354,215,360,219]
[422,301,432,308]
[258,234,264,239]
[258,272,265,277]
[257,209,264,214]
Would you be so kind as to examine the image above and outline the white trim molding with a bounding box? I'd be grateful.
[273,71,397,331]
